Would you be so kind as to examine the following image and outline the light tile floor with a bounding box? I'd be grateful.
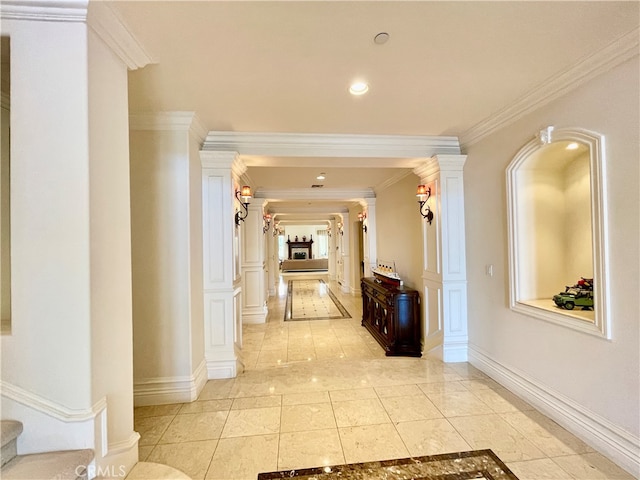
[135,274,635,480]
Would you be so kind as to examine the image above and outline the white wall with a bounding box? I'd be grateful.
[87,27,137,469]
[130,123,205,405]
[464,56,639,473]
[188,129,205,375]
[563,153,593,281]
[1,88,10,326]
[0,17,98,458]
[0,15,92,411]
[375,173,423,291]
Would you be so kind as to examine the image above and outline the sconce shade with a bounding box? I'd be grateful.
[358,213,364,221]
[416,184,428,199]
[240,185,252,199]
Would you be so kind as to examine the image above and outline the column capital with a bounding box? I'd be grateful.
[200,150,247,177]
[413,154,467,180]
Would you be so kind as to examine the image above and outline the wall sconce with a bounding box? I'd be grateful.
[416,184,433,225]
[262,213,271,234]
[235,185,252,226]
[358,212,368,233]
[337,222,344,236]
[272,222,280,237]
[327,226,332,237]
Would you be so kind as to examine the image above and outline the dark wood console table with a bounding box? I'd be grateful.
[286,237,313,259]
[361,277,422,357]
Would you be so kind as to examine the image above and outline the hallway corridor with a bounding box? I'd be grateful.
[134,275,634,480]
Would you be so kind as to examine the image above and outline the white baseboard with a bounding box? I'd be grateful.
[0,381,107,456]
[468,344,640,476]
[242,312,268,324]
[91,431,140,480]
[134,359,208,406]
[442,341,468,362]
[206,358,239,379]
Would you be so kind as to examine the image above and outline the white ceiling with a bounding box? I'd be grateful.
[110,1,638,219]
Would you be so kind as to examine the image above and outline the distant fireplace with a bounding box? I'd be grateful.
[287,236,313,259]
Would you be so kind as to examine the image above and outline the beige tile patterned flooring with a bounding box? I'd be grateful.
[134,274,635,480]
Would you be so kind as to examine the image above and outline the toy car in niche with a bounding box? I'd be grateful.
[553,277,594,310]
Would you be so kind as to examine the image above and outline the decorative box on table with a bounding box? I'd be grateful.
[361,260,422,357]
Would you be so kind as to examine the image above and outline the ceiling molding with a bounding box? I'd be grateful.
[130,111,204,133]
[0,0,88,22]
[269,207,348,216]
[203,132,461,158]
[255,188,375,201]
[375,170,414,193]
[87,2,154,70]
[460,26,640,148]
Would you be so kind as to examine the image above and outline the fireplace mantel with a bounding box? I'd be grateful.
[286,236,313,259]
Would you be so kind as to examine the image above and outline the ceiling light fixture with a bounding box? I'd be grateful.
[566,142,579,150]
[349,82,369,96]
[316,173,326,180]
[374,32,390,45]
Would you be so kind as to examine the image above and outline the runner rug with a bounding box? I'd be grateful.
[258,449,519,479]
[284,279,351,321]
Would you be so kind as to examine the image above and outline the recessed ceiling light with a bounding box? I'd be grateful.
[316,173,326,180]
[566,142,579,150]
[349,82,369,96]
[374,32,390,45]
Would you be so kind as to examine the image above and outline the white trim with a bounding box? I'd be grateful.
[108,431,140,456]
[87,2,154,71]
[375,169,413,192]
[460,27,640,148]
[0,381,106,422]
[255,188,375,201]
[0,0,88,22]
[206,359,239,379]
[203,131,461,158]
[469,345,640,476]
[133,359,207,406]
[130,111,204,132]
[506,128,610,339]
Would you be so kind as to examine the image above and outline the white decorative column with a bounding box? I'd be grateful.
[266,218,277,297]
[340,213,351,294]
[200,151,245,378]
[414,155,468,362]
[241,203,268,324]
[362,198,377,277]
[328,219,336,281]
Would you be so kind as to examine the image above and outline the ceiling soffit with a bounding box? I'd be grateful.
[201,132,461,159]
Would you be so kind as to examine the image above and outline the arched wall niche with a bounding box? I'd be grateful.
[506,127,611,339]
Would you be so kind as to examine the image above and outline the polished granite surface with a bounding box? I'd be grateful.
[135,274,637,480]
[257,449,519,479]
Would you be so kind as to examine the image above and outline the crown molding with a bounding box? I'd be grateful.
[460,27,640,148]
[0,0,88,22]
[255,187,375,201]
[130,111,205,134]
[87,2,154,70]
[203,131,461,158]
[375,169,413,193]
[1,380,107,422]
